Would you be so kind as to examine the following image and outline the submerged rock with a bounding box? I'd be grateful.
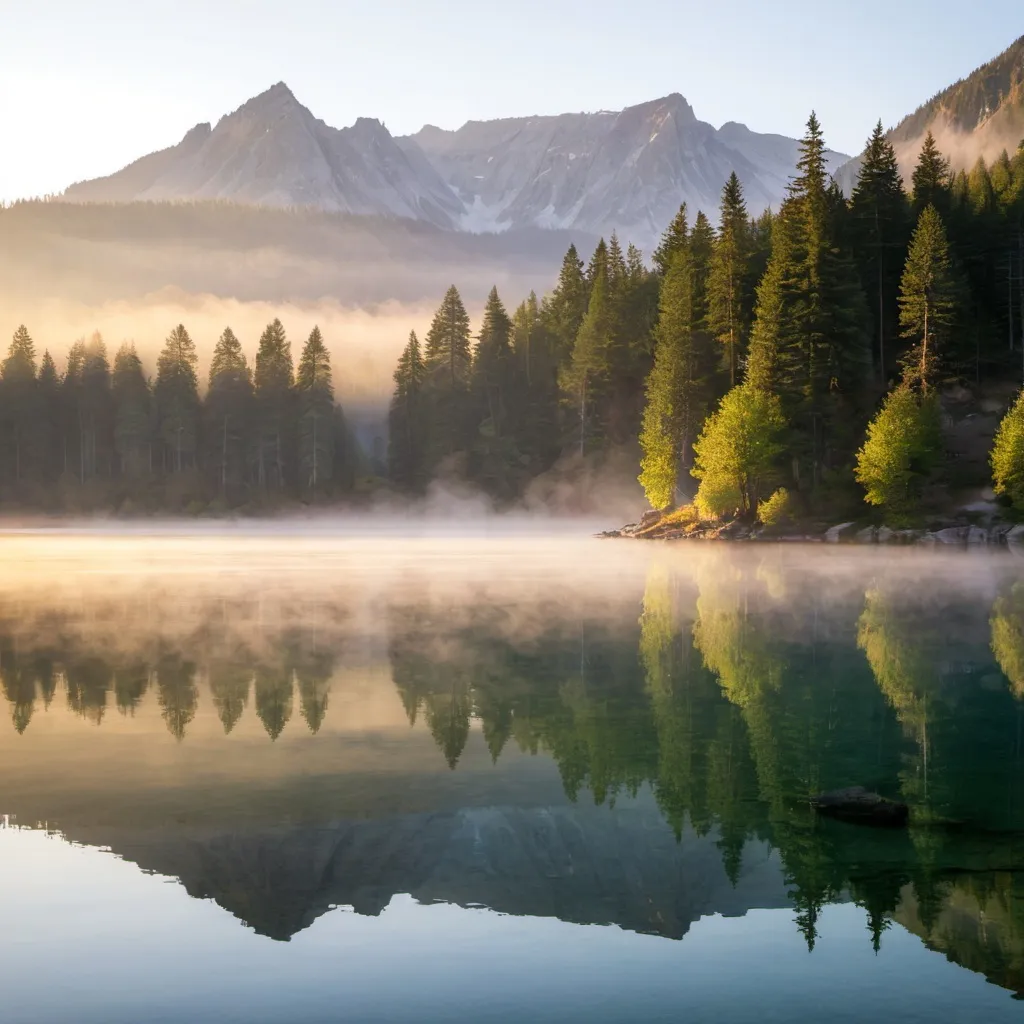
[810,787,908,827]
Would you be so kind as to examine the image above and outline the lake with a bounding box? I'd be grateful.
[2,523,1024,1022]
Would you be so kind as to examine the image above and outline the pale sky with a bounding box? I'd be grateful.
[1,1,1021,202]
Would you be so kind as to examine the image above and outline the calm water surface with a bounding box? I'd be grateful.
[3,524,1024,1022]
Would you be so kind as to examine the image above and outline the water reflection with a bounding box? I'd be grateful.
[3,537,1024,1004]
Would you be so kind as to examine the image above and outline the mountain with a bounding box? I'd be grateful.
[63,85,848,247]
[64,83,464,228]
[401,94,849,242]
[837,34,1024,191]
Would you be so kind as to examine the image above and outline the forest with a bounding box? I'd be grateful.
[2,113,1024,518]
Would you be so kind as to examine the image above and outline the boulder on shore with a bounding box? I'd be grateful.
[810,786,909,827]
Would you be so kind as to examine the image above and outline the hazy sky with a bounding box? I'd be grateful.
[1,1,1021,202]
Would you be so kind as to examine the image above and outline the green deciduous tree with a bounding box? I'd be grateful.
[992,389,1024,511]
[691,384,786,518]
[855,386,942,522]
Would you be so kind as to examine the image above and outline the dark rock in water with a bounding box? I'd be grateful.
[810,786,908,827]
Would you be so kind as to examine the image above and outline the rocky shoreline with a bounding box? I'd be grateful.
[602,509,1024,548]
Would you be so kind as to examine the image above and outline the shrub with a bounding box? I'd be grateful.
[992,391,1024,512]
[757,487,792,527]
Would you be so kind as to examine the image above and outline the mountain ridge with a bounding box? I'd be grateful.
[63,84,848,247]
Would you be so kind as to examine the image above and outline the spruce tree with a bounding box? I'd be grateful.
[562,264,614,455]
[638,249,705,508]
[253,318,294,493]
[470,287,518,495]
[911,131,951,214]
[898,205,960,393]
[423,285,473,471]
[388,331,427,491]
[688,211,715,332]
[708,174,751,386]
[154,324,200,474]
[80,332,112,480]
[112,343,152,480]
[543,245,588,360]
[36,351,61,486]
[61,340,86,482]
[850,121,909,381]
[205,327,252,502]
[295,326,334,500]
[653,204,689,277]
[0,325,39,484]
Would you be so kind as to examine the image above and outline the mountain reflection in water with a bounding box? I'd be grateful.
[3,531,1024,1016]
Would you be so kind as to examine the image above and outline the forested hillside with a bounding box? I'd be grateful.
[2,114,1024,520]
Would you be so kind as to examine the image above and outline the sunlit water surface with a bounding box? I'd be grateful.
[2,523,1024,1022]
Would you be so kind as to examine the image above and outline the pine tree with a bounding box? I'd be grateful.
[423,285,473,471]
[638,248,705,508]
[112,343,152,480]
[586,238,610,289]
[850,121,909,381]
[543,245,588,360]
[253,318,294,493]
[470,287,519,496]
[204,326,252,502]
[562,264,614,454]
[61,340,86,483]
[36,351,61,486]
[689,211,715,332]
[388,331,427,491]
[80,332,112,480]
[0,325,39,484]
[653,204,689,276]
[511,294,561,474]
[296,325,334,500]
[154,324,200,473]
[898,205,960,393]
[911,131,951,214]
[745,112,871,487]
[708,173,752,386]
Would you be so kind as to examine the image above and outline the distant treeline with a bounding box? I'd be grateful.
[387,117,1024,522]
[0,319,362,513]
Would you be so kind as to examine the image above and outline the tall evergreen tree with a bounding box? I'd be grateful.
[80,332,112,481]
[653,204,689,276]
[638,249,706,507]
[470,287,519,495]
[850,121,909,381]
[253,318,294,493]
[111,343,152,480]
[61,339,86,482]
[0,325,39,484]
[562,264,614,454]
[36,351,61,487]
[154,324,200,474]
[911,131,952,214]
[898,204,960,393]
[423,286,473,471]
[689,211,715,332]
[708,174,752,386]
[295,325,334,499]
[388,331,427,491]
[543,245,588,360]
[204,327,252,501]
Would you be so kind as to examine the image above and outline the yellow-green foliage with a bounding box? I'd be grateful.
[992,391,1024,512]
[691,384,785,518]
[991,585,1024,699]
[757,488,791,527]
[855,386,941,524]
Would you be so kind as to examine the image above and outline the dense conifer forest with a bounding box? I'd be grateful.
[2,113,1023,519]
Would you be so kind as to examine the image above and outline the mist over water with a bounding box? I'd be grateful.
[3,531,1024,1020]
